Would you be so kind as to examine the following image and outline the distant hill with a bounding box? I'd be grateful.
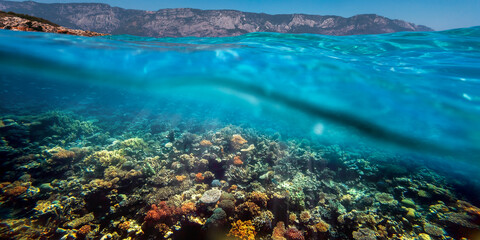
[0,10,106,36]
[0,0,433,37]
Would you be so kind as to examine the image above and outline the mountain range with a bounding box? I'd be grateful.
[0,0,433,37]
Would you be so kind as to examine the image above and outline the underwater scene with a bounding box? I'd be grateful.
[1,27,480,240]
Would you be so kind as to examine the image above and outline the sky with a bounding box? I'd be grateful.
[8,0,480,30]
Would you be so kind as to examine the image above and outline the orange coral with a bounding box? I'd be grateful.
[228,220,256,240]
[195,173,204,182]
[118,221,130,230]
[229,185,238,192]
[181,202,196,214]
[272,221,287,240]
[200,140,212,147]
[77,225,91,236]
[175,175,187,182]
[231,134,248,150]
[314,220,330,232]
[233,156,243,165]
[3,185,27,197]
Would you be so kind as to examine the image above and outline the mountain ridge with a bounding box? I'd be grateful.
[0,0,433,37]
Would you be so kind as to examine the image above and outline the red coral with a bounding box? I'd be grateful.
[144,201,176,224]
[285,227,304,240]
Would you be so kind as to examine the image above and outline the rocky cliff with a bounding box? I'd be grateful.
[0,10,106,36]
[0,0,433,37]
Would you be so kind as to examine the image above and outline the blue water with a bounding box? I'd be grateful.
[1,27,480,164]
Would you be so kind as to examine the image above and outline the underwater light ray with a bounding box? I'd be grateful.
[2,49,477,161]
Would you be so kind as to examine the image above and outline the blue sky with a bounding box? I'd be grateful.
[9,0,480,30]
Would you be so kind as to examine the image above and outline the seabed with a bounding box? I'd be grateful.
[0,110,479,240]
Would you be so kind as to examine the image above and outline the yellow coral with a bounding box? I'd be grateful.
[85,150,126,167]
[228,220,256,240]
[120,137,146,148]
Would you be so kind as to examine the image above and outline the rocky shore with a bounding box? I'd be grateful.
[0,11,106,37]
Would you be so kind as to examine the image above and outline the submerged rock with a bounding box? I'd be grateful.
[200,189,222,204]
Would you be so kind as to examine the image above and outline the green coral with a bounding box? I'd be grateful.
[119,137,148,157]
[375,192,398,206]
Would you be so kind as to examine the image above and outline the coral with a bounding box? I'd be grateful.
[211,179,221,187]
[195,172,205,182]
[442,212,478,228]
[226,165,253,183]
[401,198,416,208]
[228,220,256,240]
[289,213,297,223]
[85,150,126,167]
[418,233,432,240]
[285,227,304,240]
[180,202,196,214]
[3,184,28,197]
[272,221,287,240]
[204,208,227,229]
[457,200,480,216]
[49,147,76,162]
[236,201,261,218]
[423,222,445,237]
[231,134,248,150]
[144,202,176,224]
[203,171,215,179]
[29,111,98,144]
[252,210,274,232]
[200,140,212,147]
[247,191,269,208]
[376,225,387,238]
[314,220,330,233]
[233,156,244,165]
[241,144,255,152]
[352,227,377,240]
[217,199,235,215]
[118,221,130,231]
[77,225,91,236]
[299,211,311,223]
[175,175,187,182]
[155,223,172,237]
[200,189,222,204]
[229,184,238,192]
[403,207,417,219]
[374,192,398,206]
[85,178,118,189]
[104,166,142,181]
[66,213,95,228]
[119,137,147,155]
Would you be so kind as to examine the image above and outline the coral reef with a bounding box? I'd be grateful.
[0,111,479,240]
[228,220,256,240]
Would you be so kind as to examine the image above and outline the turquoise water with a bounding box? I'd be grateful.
[1,28,480,239]
[2,28,480,161]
